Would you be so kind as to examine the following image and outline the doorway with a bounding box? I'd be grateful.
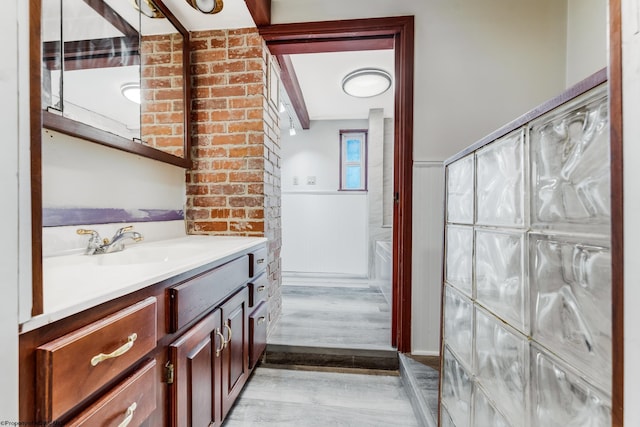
[258,16,415,352]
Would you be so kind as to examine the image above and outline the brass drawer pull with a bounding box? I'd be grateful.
[257,285,266,292]
[117,402,137,427]
[215,328,225,357]
[257,316,266,325]
[91,333,137,366]
[223,322,232,348]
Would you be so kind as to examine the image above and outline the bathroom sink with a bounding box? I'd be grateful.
[94,246,172,266]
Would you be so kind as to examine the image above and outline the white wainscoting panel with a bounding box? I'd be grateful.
[411,162,445,354]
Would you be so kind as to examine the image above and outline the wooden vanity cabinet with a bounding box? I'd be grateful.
[169,308,224,427]
[19,244,267,426]
[220,287,250,419]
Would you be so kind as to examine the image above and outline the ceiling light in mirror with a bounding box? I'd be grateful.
[187,0,224,14]
[342,68,392,98]
[135,0,164,19]
[121,83,141,104]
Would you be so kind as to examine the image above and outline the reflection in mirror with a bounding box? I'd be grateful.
[40,0,189,163]
[140,12,185,158]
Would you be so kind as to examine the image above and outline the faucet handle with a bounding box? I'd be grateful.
[115,225,134,236]
[77,229,99,237]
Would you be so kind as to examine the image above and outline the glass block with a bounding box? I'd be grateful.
[442,346,472,427]
[445,225,473,296]
[476,129,525,227]
[530,234,611,391]
[530,86,609,233]
[444,285,473,369]
[532,345,611,427]
[475,229,528,333]
[441,404,456,427]
[447,154,474,224]
[475,308,528,427]
[473,385,512,427]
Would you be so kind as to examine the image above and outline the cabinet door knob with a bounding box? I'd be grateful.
[257,316,266,325]
[223,322,233,348]
[215,328,225,357]
[117,402,137,427]
[91,333,137,366]
[257,258,265,264]
[257,285,266,292]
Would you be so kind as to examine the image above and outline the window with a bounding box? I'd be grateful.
[339,130,368,190]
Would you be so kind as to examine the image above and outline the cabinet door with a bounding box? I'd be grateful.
[220,287,249,419]
[169,309,224,427]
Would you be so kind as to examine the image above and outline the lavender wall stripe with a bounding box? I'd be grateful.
[43,208,184,227]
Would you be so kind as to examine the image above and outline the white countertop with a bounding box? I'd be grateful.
[21,235,267,333]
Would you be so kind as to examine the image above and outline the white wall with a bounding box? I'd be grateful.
[566,0,608,87]
[272,0,568,161]
[411,162,444,355]
[281,119,370,276]
[281,119,368,192]
[0,0,24,419]
[281,193,368,276]
[623,0,640,424]
[42,130,186,210]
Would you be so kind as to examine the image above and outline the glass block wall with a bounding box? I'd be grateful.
[440,84,611,427]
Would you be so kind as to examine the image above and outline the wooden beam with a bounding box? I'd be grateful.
[43,36,140,71]
[244,0,270,27]
[267,36,393,55]
[82,0,138,37]
[276,55,310,129]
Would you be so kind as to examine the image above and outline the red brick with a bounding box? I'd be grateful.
[229,196,263,207]
[211,61,246,73]
[193,196,227,207]
[211,134,246,145]
[211,85,246,97]
[230,97,262,108]
[192,221,228,232]
[212,159,245,170]
[229,72,262,85]
[211,110,246,122]
[192,172,227,183]
[228,120,263,133]
[229,171,263,183]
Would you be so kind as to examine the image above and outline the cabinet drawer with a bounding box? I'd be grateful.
[248,246,267,278]
[247,273,268,308]
[36,298,157,422]
[66,359,157,426]
[168,256,247,332]
[249,302,268,370]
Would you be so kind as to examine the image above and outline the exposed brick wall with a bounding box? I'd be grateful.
[140,33,185,157]
[187,28,282,331]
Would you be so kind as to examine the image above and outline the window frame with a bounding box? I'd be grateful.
[339,129,368,191]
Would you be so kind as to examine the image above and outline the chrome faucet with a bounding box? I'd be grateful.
[77,226,144,255]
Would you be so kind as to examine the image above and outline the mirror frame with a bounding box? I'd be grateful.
[34,0,192,169]
[29,0,191,316]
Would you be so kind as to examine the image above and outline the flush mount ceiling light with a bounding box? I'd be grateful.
[121,82,141,104]
[186,0,224,14]
[134,0,164,19]
[341,68,392,98]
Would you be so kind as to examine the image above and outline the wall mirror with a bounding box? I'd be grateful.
[38,0,191,167]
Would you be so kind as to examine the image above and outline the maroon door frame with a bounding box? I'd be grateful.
[258,16,415,352]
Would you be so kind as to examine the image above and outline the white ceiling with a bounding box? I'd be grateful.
[287,50,395,123]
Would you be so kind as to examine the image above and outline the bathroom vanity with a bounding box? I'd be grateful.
[19,236,268,426]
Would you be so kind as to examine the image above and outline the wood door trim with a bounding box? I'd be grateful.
[258,16,415,352]
[609,0,623,425]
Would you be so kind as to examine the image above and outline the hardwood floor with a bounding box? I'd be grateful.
[222,367,419,426]
[268,278,392,350]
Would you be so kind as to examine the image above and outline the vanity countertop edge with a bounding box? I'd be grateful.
[20,235,268,334]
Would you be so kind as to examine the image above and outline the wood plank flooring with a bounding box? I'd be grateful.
[222,367,419,427]
[267,279,392,350]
